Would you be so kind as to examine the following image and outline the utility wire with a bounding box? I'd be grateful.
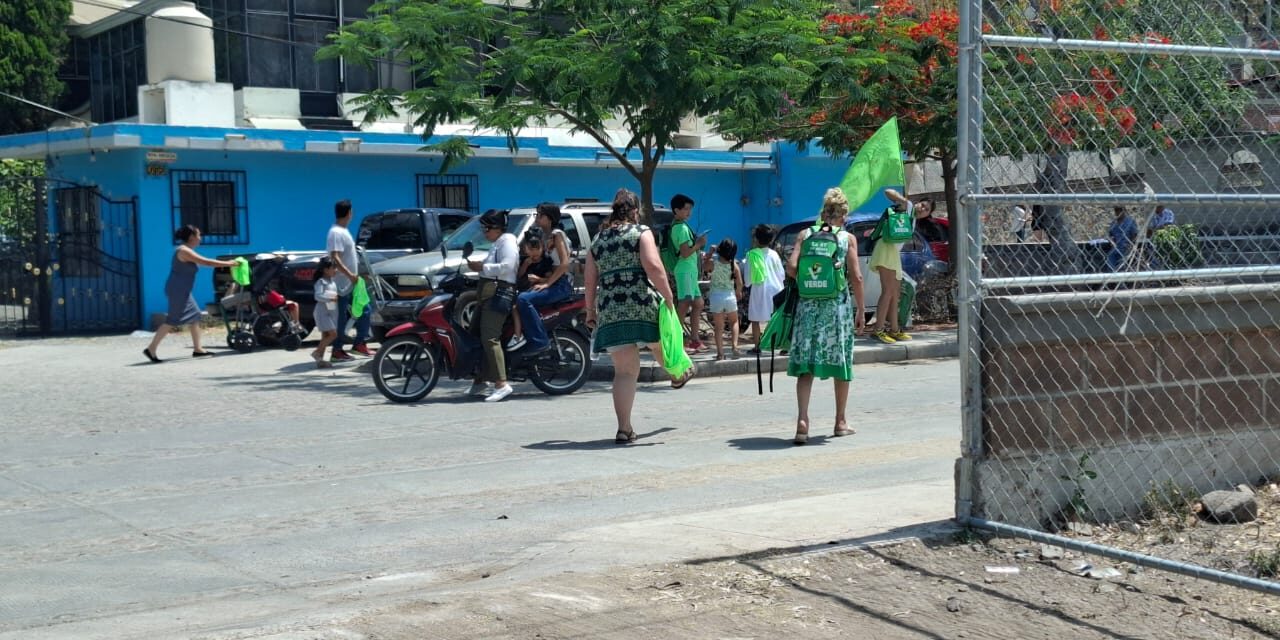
[0,90,95,126]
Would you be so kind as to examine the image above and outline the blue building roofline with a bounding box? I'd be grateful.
[0,123,776,170]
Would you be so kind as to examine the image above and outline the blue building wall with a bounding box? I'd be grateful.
[5,125,881,329]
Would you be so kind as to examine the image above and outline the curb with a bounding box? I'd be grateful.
[589,330,959,382]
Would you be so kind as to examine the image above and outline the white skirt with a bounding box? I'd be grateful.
[748,283,778,322]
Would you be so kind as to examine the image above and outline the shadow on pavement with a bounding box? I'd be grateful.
[727,435,829,450]
[524,426,677,450]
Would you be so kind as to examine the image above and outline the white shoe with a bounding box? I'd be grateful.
[506,335,527,351]
[485,384,514,403]
[467,382,492,397]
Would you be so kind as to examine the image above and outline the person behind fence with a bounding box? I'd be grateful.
[585,188,691,444]
[1107,206,1139,272]
[1011,203,1031,242]
[507,227,554,349]
[326,199,373,362]
[746,224,785,355]
[143,225,238,363]
[867,188,914,345]
[509,202,572,353]
[310,256,340,369]
[785,187,865,445]
[704,237,744,361]
[465,209,520,403]
[1148,203,1175,236]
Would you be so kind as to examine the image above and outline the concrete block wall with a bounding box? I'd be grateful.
[966,282,1280,527]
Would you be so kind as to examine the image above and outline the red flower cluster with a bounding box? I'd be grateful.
[908,9,959,56]
[1047,89,1138,146]
[1088,66,1123,102]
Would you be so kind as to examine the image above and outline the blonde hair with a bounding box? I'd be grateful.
[819,187,850,223]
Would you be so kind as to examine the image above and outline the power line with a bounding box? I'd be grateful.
[0,90,95,126]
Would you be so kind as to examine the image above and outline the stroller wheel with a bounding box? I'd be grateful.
[280,333,302,352]
[228,330,257,353]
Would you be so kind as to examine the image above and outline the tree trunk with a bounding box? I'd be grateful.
[638,160,658,227]
[1038,150,1082,275]
[940,152,959,273]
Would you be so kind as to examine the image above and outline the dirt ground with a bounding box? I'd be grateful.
[290,504,1280,640]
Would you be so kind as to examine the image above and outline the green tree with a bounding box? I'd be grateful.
[0,0,72,135]
[322,0,900,215]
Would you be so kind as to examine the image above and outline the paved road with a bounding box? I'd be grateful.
[0,335,958,639]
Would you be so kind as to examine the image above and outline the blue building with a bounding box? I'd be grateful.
[0,0,882,335]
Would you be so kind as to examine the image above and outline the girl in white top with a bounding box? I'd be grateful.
[311,256,340,368]
[745,224,786,353]
[703,237,744,360]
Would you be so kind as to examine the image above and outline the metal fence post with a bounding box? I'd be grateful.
[953,0,985,525]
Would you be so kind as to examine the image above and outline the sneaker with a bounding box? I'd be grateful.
[890,331,912,342]
[485,384,514,403]
[467,382,492,397]
[506,335,527,351]
[352,343,374,356]
[873,331,897,345]
[330,349,355,362]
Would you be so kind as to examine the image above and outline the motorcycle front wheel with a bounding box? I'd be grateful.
[372,335,440,403]
[529,330,591,396]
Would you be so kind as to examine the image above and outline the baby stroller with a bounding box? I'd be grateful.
[221,253,304,353]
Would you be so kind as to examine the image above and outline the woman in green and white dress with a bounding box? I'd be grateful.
[785,187,866,445]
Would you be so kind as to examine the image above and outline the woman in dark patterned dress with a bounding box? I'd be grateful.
[143,225,237,363]
[584,188,693,444]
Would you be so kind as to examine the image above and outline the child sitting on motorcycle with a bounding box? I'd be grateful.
[506,228,555,351]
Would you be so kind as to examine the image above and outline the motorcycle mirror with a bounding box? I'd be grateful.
[462,241,474,259]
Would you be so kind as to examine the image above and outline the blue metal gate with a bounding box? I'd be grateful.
[0,178,140,335]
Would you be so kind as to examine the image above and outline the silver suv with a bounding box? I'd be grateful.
[371,202,672,333]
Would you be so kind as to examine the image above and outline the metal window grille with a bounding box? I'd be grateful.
[170,170,249,245]
[416,174,479,214]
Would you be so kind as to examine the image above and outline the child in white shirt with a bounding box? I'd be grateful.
[745,224,785,353]
[311,256,340,368]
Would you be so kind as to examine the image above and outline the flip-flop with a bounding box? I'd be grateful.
[833,426,854,437]
[615,430,637,444]
[670,367,695,390]
[192,351,215,358]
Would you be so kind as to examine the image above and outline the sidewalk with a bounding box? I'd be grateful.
[589,328,958,382]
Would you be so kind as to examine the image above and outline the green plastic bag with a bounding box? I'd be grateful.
[230,257,251,287]
[658,302,692,379]
[897,273,916,329]
[351,276,371,318]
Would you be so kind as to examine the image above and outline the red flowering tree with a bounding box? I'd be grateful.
[986,0,1250,270]
[796,3,961,214]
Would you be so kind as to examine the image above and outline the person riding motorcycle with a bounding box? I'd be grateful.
[464,209,520,402]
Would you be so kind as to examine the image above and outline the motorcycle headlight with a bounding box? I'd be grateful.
[397,275,428,287]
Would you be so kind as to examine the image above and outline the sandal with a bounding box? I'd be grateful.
[793,421,810,446]
[192,350,214,358]
[670,367,695,390]
[833,425,855,437]
[615,429,637,444]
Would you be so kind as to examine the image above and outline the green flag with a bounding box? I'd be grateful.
[838,117,905,211]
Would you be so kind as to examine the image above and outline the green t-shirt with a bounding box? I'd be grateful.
[671,221,697,274]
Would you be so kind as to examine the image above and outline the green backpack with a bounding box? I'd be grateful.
[877,205,915,243]
[795,224,845,299]
[657,222,685,273]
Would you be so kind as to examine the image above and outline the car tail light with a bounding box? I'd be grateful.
[292,268,315,281]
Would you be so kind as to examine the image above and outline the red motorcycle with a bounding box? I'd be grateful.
[371,252,592,403]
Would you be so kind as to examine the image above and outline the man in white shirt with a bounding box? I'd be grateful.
[327,199,372,360]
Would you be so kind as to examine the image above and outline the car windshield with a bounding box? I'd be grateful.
[442,213,531,252]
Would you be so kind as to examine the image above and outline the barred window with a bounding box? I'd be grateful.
[171,170,249,245]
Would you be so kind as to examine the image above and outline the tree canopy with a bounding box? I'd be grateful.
[322,0,906,214]
[0,0,71,135]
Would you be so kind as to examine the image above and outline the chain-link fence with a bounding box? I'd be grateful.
[954,0,1280,593]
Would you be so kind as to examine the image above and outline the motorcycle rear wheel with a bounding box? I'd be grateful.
[529,330,591,396]
[372,335,440,403]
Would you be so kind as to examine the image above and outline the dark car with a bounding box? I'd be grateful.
[214,208,474,334]
[774,212,943,314]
